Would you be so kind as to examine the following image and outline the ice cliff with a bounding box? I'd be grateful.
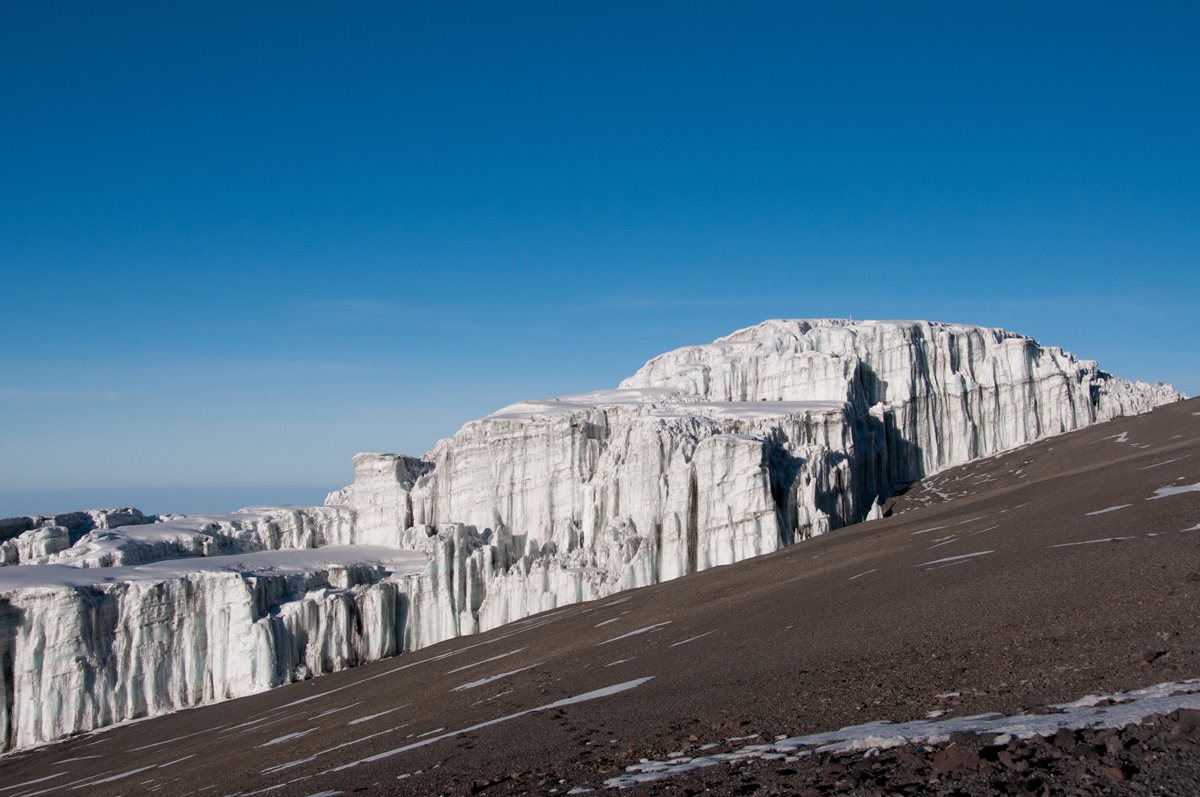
[0,546,425,752]
[327,320,1180,626]
[0,319,1182,751]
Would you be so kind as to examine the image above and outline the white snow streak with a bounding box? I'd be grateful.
[260,728,318,747]
[128,724,228,751]
[911,517,983,536]
[72,755,195,789]
[1085,505,1130,516]
[347,706,407,725]
[916,550,993,568]
[261,725,405,775]
[597,622,671,645]
[470,689,515,706]
[1051,537,1134,548]
[0,773,66,792]
[451,662,543,692]
[323,678,655,774]
[72,765,159,789]
[669,631,717,648]
[446,648,526,674]
[1140,455,1191,470]
[310,702,363,720]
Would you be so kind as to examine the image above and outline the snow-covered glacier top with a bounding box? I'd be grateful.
[487,387,847,422]
[0,544,427,590]
[621,318,1179,407]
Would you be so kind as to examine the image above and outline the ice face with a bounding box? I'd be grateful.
[0,506,358,569]
[331,320,1182,637]
[0,546,426,751]
[0,319,1183,752]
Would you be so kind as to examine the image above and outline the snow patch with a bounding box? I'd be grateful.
[1052,537,1134,548]
[1086,505,1131,516]
[1140,455,1191,470]
[916,550,993,568]
[445,648,526,675]
[1148,482,1200,500]
[450,662,543,692]
[324,678,654,774]
[0,773,66,792]
[347,707,406,726]
[73,755,196,788]
[261,725,406,775]
[598,622,671,645]
[669,631,717,648]
[911,517,983,536]
[260,728,318,747]
[605,680,1200,788]
[310,702,362,720]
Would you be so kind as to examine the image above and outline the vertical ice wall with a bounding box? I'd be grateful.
[0,548,426,751]
[329,319,1182,640]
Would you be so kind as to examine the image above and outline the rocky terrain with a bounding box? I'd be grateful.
[636,711,1200,796]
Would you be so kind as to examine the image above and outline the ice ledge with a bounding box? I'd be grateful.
[486,387,848,422]
[0,544,428,590]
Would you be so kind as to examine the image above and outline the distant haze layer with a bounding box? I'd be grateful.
[0,486,332,518]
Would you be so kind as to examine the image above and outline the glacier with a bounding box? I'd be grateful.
[0,319,1183,752]
[0,546,425,752]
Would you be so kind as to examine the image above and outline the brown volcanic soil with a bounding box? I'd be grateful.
[1,398,1198,796]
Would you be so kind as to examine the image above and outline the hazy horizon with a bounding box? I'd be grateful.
[0,485,336,520]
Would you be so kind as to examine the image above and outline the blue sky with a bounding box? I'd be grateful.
[1,2,1197,513]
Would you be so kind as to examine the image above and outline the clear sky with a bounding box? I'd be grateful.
[1,2,1197,514]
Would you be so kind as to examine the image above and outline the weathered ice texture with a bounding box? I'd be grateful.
[0,507,151,565]
[325,454,433,546]
[0,547,426,751]
[622,320,1177,470]
[0,319,1183,751]
[0,506,359,568]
